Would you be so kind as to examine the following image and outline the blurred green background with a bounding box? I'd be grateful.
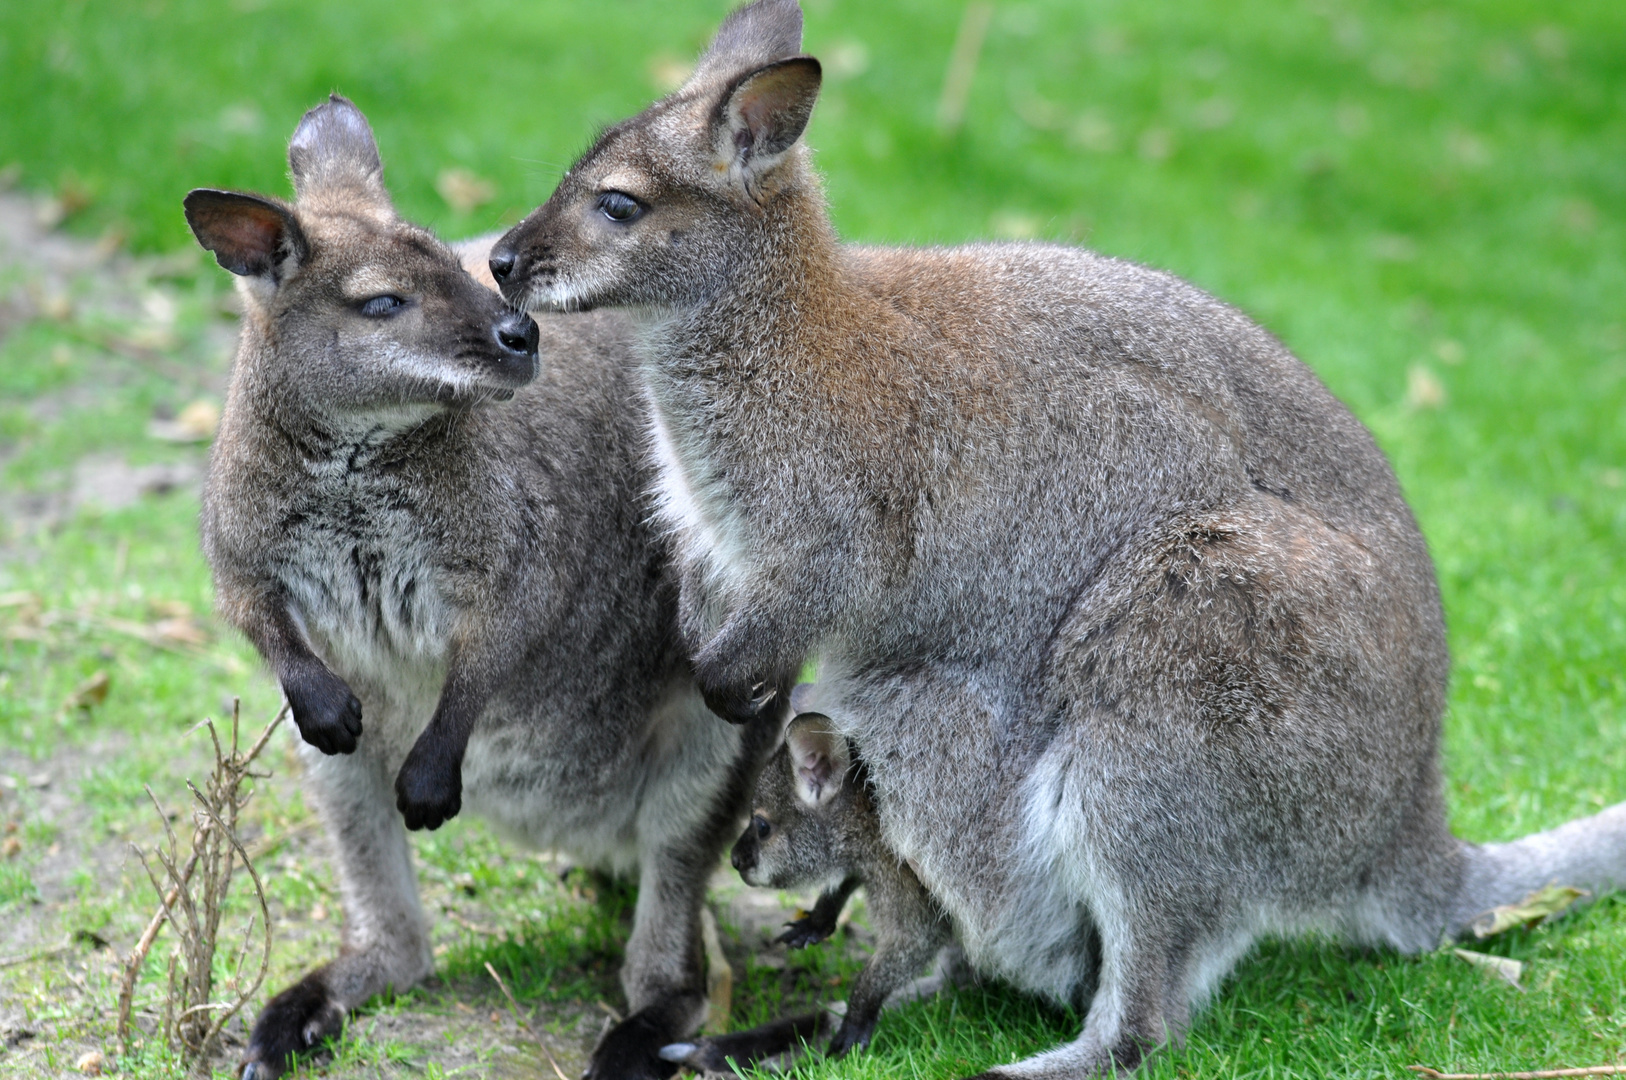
[1,1,1623,1077]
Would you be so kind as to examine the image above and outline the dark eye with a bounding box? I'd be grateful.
[752,815,771,839]
[359,295,406,318]
[597,191,643,223]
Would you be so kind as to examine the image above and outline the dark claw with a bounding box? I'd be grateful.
[698,676,776,725]
[776,915,836,950]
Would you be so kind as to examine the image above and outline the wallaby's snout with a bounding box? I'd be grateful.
[488,307,540,394]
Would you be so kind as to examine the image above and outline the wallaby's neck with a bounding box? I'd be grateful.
[655,179,848,378]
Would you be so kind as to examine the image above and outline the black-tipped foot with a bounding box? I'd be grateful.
[658,1012,829,1075]
[240,970,344,1080]
[587,1010,682,1080]
[776,913,838,950]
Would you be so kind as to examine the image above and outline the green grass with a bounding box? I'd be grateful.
[1,0,1623,1077]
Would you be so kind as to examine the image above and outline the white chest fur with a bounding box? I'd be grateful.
[643,389,753,616]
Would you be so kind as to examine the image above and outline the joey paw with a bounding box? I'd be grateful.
[283,664,363,755]
[240,970,345,1079]
[395,744,462,831]
[776,914,837,950]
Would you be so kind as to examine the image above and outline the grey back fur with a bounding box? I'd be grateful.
[490,4,1626,1075]
[194,95,774,1080]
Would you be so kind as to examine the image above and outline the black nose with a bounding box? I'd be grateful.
[731,842,749,873]
[489,246,515,284]
[494,310,538,358]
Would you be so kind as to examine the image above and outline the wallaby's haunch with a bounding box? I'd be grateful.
[491,3,1626,1075]
[192,96,773,1080]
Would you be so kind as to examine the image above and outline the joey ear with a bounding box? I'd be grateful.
[693,0,804,84]
[288,93,389,205]
[784,713,849,808]
[183,188,309,281]
[716,56,822,186]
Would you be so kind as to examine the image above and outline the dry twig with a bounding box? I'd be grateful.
[115,700,287,1075]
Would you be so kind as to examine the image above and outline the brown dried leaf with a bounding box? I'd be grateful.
[65,670,111,710]
[1472,883,1589,938]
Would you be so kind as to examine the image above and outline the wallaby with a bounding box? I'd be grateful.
[191,95,776,1080]
[669,712,953,1071]
[487,3,1626,1075]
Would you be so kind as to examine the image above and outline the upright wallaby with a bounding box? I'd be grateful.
[489,3,1626,1075]
[191,95,774,1080]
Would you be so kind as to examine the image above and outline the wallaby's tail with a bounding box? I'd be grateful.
[1448,801,1626,936]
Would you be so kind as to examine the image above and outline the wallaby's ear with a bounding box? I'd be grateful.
[715,56,821,190]
[288,94,388,205]
[784,713,849,808]
[693,0,804,84]
[183,188,309,281]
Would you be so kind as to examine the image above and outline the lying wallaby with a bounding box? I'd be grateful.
[191,95,774,1080]
[488,3,1626,1075]
[669,713,953,1071]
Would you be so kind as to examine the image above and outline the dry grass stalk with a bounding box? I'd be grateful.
[115,699,287,1074]
[485,961,573,1080]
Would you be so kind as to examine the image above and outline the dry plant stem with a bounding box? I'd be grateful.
[485,961,572,1080]
[113,700,288,1068]
[1410,1066,1626,1078]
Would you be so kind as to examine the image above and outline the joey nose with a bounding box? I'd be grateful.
[494,310,539,360]
[488,246,515,284]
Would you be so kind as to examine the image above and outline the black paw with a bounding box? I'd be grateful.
[826,1015,875,1059]
[776,914,837,950]
[696,673,778,726]
[395,739,462,831]
[240,970,345,1079]
[283,662,363,755]
[587,1010,680,1080]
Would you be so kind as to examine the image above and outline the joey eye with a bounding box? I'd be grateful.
[597,191,643,223]
[752,815,771,839]
[359,295,406,318]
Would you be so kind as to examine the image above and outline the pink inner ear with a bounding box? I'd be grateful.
[208,204,284,263]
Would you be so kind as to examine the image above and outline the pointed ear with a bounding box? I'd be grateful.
[715,56,821,187]
[784,713,849,808]
[288,93,389,204]
[183,188,309,280]
[693,0,804,84]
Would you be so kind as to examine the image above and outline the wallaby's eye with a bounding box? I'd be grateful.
[359,295,406,318]
[597,191,643,224]
[752,815,771,839]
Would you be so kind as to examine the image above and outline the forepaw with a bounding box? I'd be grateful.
[283,663,363,755]
[587,1010,681,1080]
[776,914,837,950]
[240,970,345,1080]
[395,742,462,831]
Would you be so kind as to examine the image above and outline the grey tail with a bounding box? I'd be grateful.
[1448,801,1626,936]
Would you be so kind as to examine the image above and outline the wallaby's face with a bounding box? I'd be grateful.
[732,714,852,891]
[187,97,538,425]
[490,0,820,313]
